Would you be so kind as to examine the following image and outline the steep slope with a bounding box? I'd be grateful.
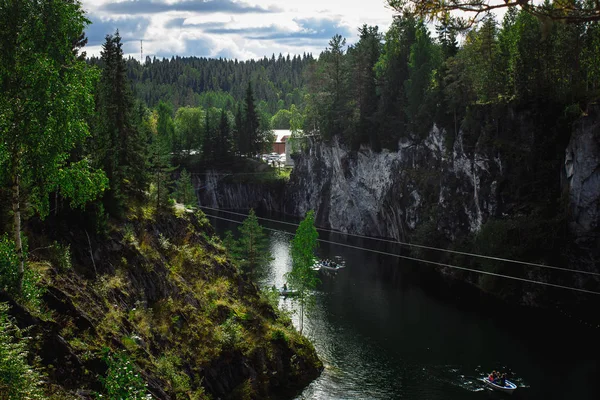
[4,207,321,399]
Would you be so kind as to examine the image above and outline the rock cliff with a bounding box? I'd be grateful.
[7,208,321,399]
[285,125,503,242]
[565,107,600,260]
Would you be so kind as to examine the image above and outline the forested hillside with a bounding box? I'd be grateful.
[88,53,314,129]
[0,1,320,398]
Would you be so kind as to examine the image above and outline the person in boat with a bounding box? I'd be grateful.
[283,283,287,291]
[488,371,497,383]
[499,373,506,387]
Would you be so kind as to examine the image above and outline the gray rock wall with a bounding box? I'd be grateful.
[565,108,600,252]
[285,125,502,242]
[196,170,285,213]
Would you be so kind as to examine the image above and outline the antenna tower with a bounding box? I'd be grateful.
[140,40,143,64]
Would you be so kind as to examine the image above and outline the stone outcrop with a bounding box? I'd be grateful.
[285,125,503,242]
[565,106,600,255]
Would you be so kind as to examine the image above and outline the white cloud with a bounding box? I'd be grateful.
[81,0,393,60]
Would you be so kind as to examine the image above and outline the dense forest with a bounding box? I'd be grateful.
[1,0,599,397]
[0,1,321,399]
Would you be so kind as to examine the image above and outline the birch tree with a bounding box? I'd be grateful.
[0,0,107,292]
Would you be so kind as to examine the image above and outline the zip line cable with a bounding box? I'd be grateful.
[201,212,600,296]
[197,205,600,277]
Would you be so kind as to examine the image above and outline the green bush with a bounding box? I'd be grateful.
[219,317,244,349]
[156,353,191,395]
[98,350,151,400]
[0,303,45,399]
[47,241,72,272]
[0,235,43,310]
[270,329,288,343]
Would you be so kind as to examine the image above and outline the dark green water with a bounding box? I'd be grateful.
[206,212,600,400]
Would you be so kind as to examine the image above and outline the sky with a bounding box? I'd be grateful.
[81,0,395,61]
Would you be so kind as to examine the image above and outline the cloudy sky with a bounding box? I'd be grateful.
[81,0,394,61]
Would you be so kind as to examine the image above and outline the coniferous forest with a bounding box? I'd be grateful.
[1,0,600,398]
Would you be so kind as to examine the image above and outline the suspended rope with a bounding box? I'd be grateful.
[197,205,600,277]
[201,212,600,296]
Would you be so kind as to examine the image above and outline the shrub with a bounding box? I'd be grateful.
[98,350,151,400]
[0,235,44,311]
[47,241,72,272]
[156,353,191,396]
[270,329,288,343]
[0,303,45,399]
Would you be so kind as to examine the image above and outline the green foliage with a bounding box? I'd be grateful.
[219,316,245,349]
[270,328,288,343]
[156,353,191,396]
[0,236,43,311]
[0,303,45,400]
[224,209,273,279]
[405,20,440,137]
[56,159,109,210]
[349,25,382,149]
[271,108,292,129]
[0,0,106,216]
[149,127,175,213]
[98,350,151,400]
[93,30,146,215]
[286,210,319,333]
[174,169,196,207]
[47,241,72,272]
[174,106,204,156]
[0,0,106,293]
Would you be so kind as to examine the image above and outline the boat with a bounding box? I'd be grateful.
[319,263,345,271]
[482,377,517,394]
[312,259,346,272]
[278,288,297,296]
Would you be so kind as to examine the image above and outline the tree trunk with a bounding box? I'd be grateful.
[12,174,24,293]
[300,300,304,333]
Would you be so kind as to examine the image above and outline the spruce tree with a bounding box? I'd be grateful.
[95,31,147,214]
[174,169,196,207]
[234,103,244,156]
[217,109,232,159]
[149,130,174,213]
[244,83,260,156]
[230,209,272,279]
[353,25,382,150]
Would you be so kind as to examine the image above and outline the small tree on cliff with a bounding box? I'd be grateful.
[229,209,272,280]
[173,169,196,207]
[286,210,319,333]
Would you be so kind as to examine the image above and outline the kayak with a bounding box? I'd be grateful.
[483,378,517,394]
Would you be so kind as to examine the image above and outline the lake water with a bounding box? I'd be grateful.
[205,211,600,400]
